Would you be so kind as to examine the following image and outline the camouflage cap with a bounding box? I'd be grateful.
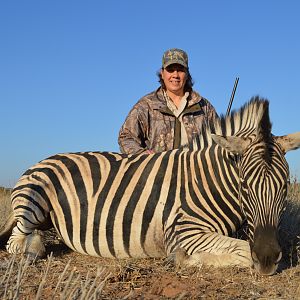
[162,48,188,69]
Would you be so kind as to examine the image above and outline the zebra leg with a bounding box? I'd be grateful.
[6,191,49,258]
[7,225,46,259]
[174,234,253,269]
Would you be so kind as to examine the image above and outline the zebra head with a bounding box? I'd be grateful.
[211,99,300,275]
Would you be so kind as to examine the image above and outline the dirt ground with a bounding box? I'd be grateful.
[1,229,300,300]
[1,185,300,299]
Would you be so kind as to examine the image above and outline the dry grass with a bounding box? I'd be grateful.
[2,248,300,299]
[0,187,13,244]
[0,187,12,224]
[0,252,111,299]
[0,182,300,299]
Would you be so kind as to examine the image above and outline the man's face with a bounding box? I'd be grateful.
[161,64,187,96]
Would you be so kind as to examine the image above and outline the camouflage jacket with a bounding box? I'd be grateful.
[118,87,218,155]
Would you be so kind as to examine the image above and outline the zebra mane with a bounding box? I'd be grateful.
[193,96,272,151]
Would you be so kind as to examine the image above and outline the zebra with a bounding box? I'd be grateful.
[1,97,300,276]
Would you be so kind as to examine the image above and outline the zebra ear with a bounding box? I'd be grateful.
[273,132,300,154]
[211,134,251,155]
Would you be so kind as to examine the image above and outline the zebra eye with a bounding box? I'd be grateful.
[240,177,246,186]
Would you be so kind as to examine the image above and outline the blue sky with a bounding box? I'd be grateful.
[0,1,299,187]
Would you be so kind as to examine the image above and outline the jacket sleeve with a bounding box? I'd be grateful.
[118,101,150,155]
[204,100,219,121]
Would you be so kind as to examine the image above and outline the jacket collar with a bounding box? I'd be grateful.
[153,87,203,115]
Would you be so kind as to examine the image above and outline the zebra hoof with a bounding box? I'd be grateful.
[24,230,46,260]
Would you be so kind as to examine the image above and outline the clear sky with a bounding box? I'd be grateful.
[0,1,299,187]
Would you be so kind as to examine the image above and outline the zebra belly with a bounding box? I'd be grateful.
[50,198,167,259]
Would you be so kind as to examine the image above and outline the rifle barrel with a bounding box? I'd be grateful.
[226,77,239,116]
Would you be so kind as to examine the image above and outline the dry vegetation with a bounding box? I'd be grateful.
[0,182,300,299]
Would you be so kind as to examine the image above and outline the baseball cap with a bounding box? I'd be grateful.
[162,48,188,69]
